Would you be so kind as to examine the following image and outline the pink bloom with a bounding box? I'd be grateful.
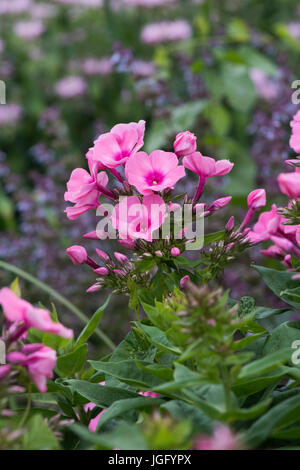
[247,189,266,210]
[225,216,235,231]
[64,168,108,220]
[0,104,22,125]
[194,425,240,450]
[173,131,197,158]
[0,288,73,339]
[55,76,87,99]
[125,150,185,195]
[7,344,56,393]
[66,245,88,265]
[183,153,234,178]
[247,205,279,243]
[91,121,145,168]
[260,245,283,259]
[170,247,180,257]
[278,172,300,199]
[14,20,45,40]
[249,68,278,101]
[112,194,167,242]
[141,20,192,44]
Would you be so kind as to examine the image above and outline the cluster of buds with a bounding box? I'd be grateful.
[66,245,149,294]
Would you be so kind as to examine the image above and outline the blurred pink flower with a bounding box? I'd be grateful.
[141,20,192,44]
[0,104,22,126]
[247,189,266,210]
[0,0,32,15]
[278,171,300,199]
[0,288,73,339]
[55,76,87,99]
[125,150,185,195]
[14,20,45,40]
[194,425,241,450]
[247,204,279,243]
[81,57,113,76]
[287,22,300,39]
[7,344,56,393]
[249,68,278,101]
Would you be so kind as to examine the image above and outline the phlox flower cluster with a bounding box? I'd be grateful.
[64,120,266,293]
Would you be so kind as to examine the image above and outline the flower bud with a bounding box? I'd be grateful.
[225,216,235,231]
[114,252,129,263]
[94,267,109,276]
[66,245,88,265]
[171,247,180,257]
[96,249,110,262]
[180,275,190,289]
[247,189,266,210]
[174,131,197,157]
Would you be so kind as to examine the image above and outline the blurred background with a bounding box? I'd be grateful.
[0,0,299,349]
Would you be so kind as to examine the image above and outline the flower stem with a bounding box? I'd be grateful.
[18,383,31,429]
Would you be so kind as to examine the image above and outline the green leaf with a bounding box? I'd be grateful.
[136,323,181,355]
[65,380,139,407]
[71,422,148,450]
[254,265,300,308]
[96,397,164,429]
[89,359,165,388]
[238,348,292,379]
[76,296,110,347]
[56,344,87,376]
[23,415,59,450]
[263,322,300,361]
[222,64,256,111]
[232,369,286,398]
[246,394,300,447]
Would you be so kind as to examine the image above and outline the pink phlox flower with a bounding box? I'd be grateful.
[112,194,167,241]
[125,150,185,195]
[91,120,145,168]
[7,344,56,393]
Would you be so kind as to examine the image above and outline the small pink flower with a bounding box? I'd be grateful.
[278,171,300,199]
[170,247,180,257]
[247,205,279,243]
[247,189,266,210]
[173,131,197,158]
[0,365,11,381]
[64,168,108,220]
[112,194,167,242]
[66,245,88,265]
[91,121,145,168]
[207,196,232,213]
[7,344,56,393]
[55,76,87,99]
[260,245,283,259]
[183,153,233,178]
[0,288,73,339]
[194,425,240,450]
[125,150,185,195]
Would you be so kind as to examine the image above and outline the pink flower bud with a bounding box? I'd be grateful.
[171,247,180,257]
[168,202,181,212]
[180,275,190,288]
[95,249,110,262]
[86,283,102,293]
[225,216,235,231]
[118,239,136,250]
[83,231,100,240]
[114,252,128,263]
[155,250,163,257]
[113,269,125,276]
[208,196,232,212]
[0,365,11,381]
[173,131,197,157]
[94,267,109,276]
[66,245,88,265]
[247,189,266,210]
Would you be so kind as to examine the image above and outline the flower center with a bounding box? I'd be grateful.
[146,171,164,187]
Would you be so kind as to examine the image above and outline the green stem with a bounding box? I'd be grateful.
[221,364,232,412]
[18,383,31,429]
[0,260,115,351]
